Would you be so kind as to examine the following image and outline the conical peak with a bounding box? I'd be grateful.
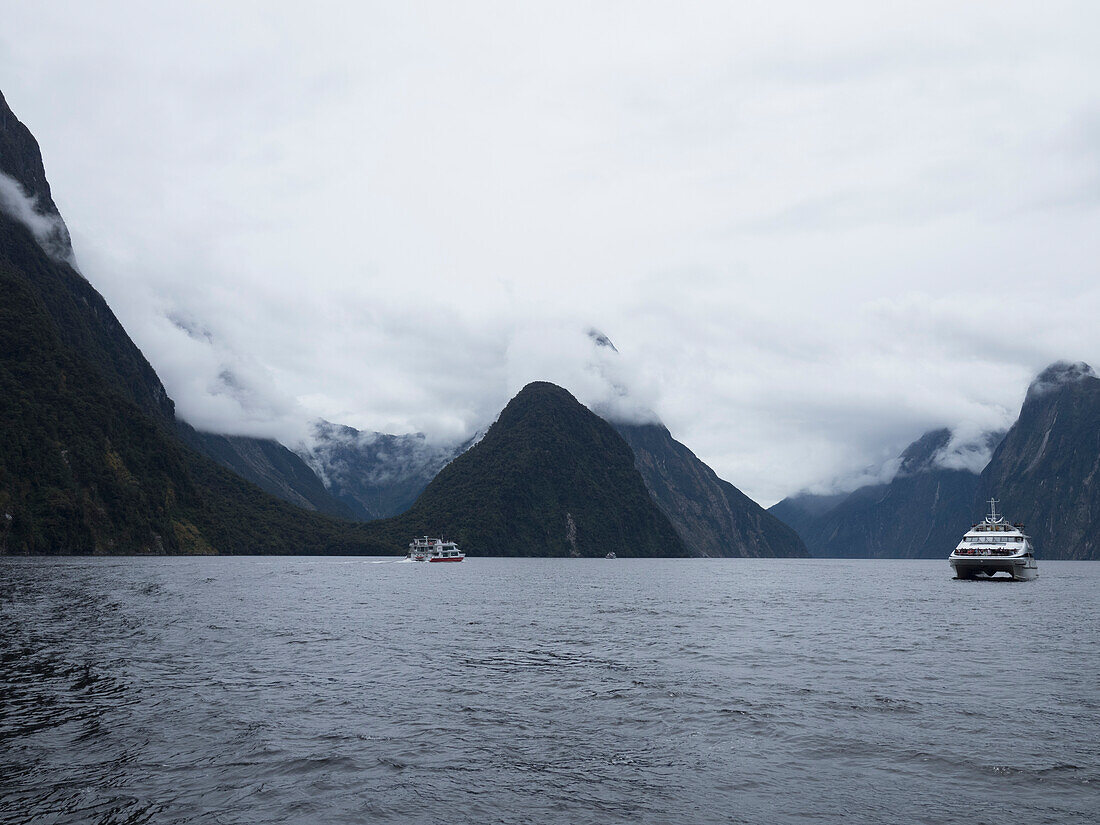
[1026,361,1098,401]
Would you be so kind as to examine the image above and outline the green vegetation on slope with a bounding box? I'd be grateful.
[367,382,689,557]
[0,232,388,555]
[979,363,1100,560]
[613,421,808,557]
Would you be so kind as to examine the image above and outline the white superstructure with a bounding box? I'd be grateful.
[405,536,465,563]
[950,499,1038,581]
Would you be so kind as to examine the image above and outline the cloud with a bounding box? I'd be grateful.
[931,425,1005,474]
[0,172,76,266]
[504,321,662,426]
[138,304,313,446]
[3,2,1100,506]
[1025,360,1098,400]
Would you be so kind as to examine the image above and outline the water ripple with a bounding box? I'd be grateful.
[1,557,1097,824]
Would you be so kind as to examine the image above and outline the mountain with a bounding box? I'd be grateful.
[177,427,353,518]
[579,329,807,556]
[768,491,850,541]
[770,428,999,558]
[0,94,174,424]
[612,422,808,557]
[298,421,470,520]
[0,88,387,555]
[978,362,1100,559]
[180,419,471,523]
[772,361,1100,561]
[0,91,690,558]
[368,382,689,557]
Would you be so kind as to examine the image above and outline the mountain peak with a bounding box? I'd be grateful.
[515,380,576,398]
[0,90,62,218]
[897,428,952,475]
[378,380,688,556]
[587,328,618,352]
[500,382,584,425]
[0,92,74,265]
[1026,361,1098,402]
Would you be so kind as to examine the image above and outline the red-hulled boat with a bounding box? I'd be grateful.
[406,536,465,562]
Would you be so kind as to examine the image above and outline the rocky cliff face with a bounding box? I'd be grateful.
[978,362,1100,559]
[0,88,386,555]
[370,382,689,557]
[298,422,470,520]
[770,428,995,558]
[177,426,354,519]
[772,361,1100,560]
[0,91,175,423]
[612,422,807,557]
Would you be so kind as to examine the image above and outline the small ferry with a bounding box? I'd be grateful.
[950,499,1037,581]
[406,536,465,563]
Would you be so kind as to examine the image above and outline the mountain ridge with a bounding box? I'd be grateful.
[770,363,1100,560]
[365,382,690,557]
[612,421,808,557]
[0,87,392,555]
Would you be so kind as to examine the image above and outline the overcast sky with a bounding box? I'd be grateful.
[3,1,1099,504]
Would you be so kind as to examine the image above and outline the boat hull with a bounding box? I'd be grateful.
[950,557,1037,581]
[428,556,464,562]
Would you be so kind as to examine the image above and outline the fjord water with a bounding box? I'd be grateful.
[2,558,1096,825]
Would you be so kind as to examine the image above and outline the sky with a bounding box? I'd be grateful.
[3,1,1099,505]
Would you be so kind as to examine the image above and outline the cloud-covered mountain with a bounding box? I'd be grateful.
[772,361,1100,560]
[0,88,386,555]
[979,361,1100,559]
[177,427,354,519]
[178,418,473,523]
[586,332,807,557]
[176,325,809,559]
[770,428,1000,559]
[297,422,475,521]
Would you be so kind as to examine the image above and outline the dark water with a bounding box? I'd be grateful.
[1,558,1097,825]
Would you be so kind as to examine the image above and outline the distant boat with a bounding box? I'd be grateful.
[605,552,617,559]
[406,536,465,563]
[950,499,1037,581]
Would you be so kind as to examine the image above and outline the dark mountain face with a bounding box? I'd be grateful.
[0,88,390,555]
[371,383,689,557]
[768,491,850,540]
[612,422,808,557]
[0,91,175,424]
[177,426,353,519]
[299,422,468,520]
[980,362,1100,559]
[771,361,1100,560]
[769,428,989,558]
[0,235,388,554]
[0,90,63,217]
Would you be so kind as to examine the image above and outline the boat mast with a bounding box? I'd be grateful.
[985,497,1007,527]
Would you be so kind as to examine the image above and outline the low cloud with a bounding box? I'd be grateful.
[0,172,76,266]
[932,424,1005,474]
[504,322,662,427]
[5,3,1100,506]
[1025,361,1098,400]
[815,456,905,496]
[146,307,313,446]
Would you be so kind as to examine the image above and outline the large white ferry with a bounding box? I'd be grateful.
[950,499,1037,581]
[406,536,465,563]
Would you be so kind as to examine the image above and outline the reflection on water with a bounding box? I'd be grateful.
[1,557,1097,824]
